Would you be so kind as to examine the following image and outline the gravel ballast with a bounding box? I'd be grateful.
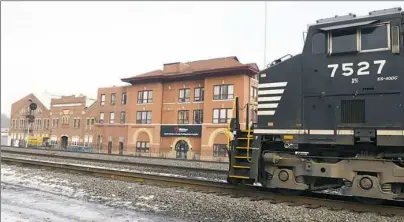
[1,146,228,170]
[2,163,404,222]
[2,152,227,182]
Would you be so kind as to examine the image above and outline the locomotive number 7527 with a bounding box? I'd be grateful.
[327,60,386,77]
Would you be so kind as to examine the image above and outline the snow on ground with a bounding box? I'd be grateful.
[4,156,227,183]
[1,165,183,222]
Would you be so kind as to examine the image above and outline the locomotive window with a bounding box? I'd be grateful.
[360,24,389,51]
[312,33,326,54]
[330,28,357,54]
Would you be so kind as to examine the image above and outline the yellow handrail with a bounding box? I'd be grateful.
[226,97,237,149]
[246,121,253,162]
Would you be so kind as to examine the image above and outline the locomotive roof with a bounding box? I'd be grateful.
[308,7,402,31]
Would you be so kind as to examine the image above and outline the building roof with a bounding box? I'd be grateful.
[33,92,52,110]
[121,56,259,84]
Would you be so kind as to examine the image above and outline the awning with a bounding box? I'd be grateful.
[318,20,379,31]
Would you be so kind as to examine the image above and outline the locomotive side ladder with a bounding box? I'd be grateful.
[226,97,255,185]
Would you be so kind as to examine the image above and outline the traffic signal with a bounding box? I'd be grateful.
[29,102,37,111]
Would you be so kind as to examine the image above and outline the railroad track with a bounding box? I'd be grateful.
[2,156,404,217]
[1,146,227,164]
[0,147,228,174]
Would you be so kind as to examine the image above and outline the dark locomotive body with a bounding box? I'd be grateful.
[228,8,404,202]
[256,8,403,154]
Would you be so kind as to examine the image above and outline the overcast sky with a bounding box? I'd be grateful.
[1,1,401,117]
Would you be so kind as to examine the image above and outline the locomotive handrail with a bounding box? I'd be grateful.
[226,97,238,150]
[246,120,253,163]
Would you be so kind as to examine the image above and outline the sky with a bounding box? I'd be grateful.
[1,1,401,117]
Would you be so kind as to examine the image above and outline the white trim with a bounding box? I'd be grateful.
[258,96,282,102]
[309,130,334,135]
[163,102,176,105]
[96,123,231,127]
[254,129,305,135]
[52,103,82,107]
[212,99,233,102]
[254,129,404,136]
[258,103,278,109]
[258,82,288,88]
[337,130,354,135]
[377,130,403,136]
[257,110,275,115]
[258,89,284,95]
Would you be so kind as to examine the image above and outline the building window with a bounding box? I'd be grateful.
[72,137,79,146]
[136,111,152,124]
[111,93,116,105]
[120,111,126,124]
[137,90,153,104]
[86,118,90,129]
[213,144,228,157]
[213,108,232,123]
[100,94,106,106]
[44,119,50,129]
[84,135,93,146]
[178,110,189,124]
[91,118,95,126]
[250,86,257,101]
[73,118,80,128]
[213,84,234,100]
[251,109,258,123]
[193,110,203,124]
[99,112,104,124]
[194,87,204,102]
[52,118,59,128]
[109,112,115,124]
[178,88,190,103]
[62,116,69,126]
[136,141,150,153]
[122,92,127,105]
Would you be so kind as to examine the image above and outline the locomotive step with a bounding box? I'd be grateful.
[228,175,250,179]
[232,165,250,169]
[233,156,252,159]
[235,147,257,150]
[237,137,253,140]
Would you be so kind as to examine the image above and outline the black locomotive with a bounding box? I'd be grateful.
[227,7,404,204]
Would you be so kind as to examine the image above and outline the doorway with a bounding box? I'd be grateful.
[97,135,103,153]
[119,142,124,155]
[61,136,68,149]
[108,141,112,154]
[175,140,189,159]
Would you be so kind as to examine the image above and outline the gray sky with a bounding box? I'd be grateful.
[1,1,401,117]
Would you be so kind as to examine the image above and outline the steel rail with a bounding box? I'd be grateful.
[2,156,404,217]
[1,146,228,164]
[1,147,228,174]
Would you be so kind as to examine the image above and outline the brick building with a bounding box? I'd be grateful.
[8,93,97,148]
[96,56,259,161]
[8,56,259,161]
[9,93,51,147]
[48,95,96,148]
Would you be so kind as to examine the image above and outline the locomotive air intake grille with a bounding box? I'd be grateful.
[341,99,365,124]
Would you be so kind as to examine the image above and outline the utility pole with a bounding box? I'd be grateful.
[263,1,267,68]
